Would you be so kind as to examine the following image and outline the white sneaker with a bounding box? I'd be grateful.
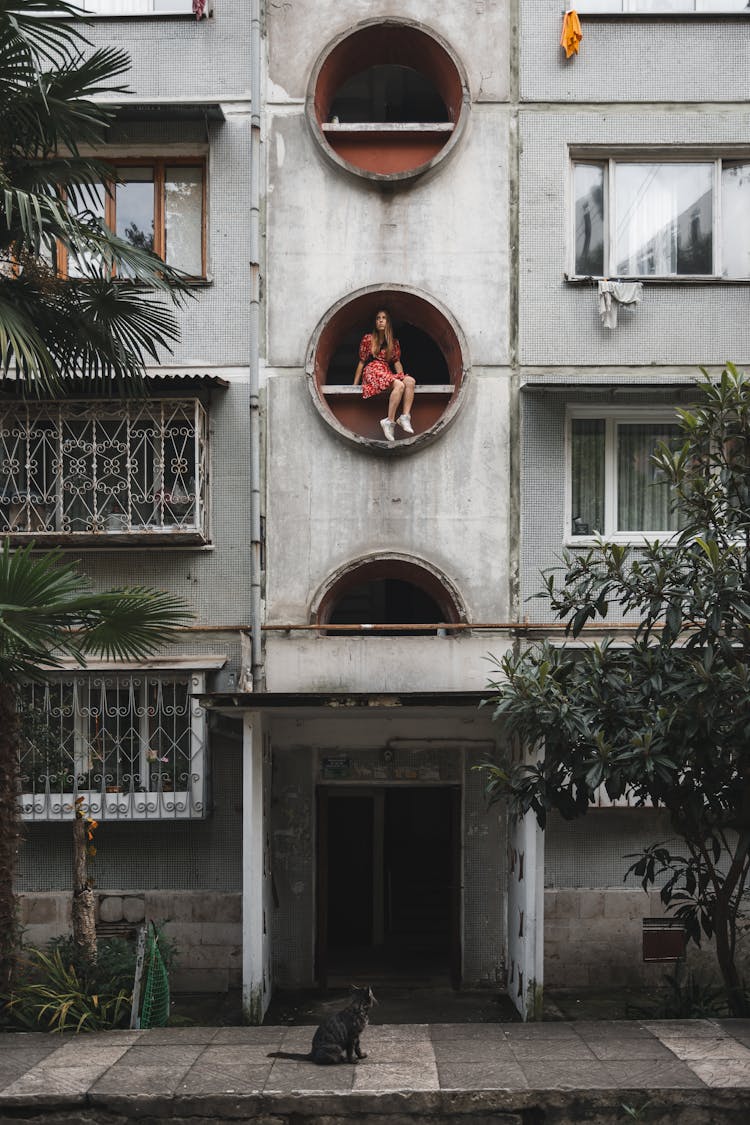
[397,413,414,434]
[380,418,396,442]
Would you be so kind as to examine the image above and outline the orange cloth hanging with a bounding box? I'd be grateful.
[560,10,583,59]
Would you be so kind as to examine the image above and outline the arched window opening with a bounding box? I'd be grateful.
[309,22,468,181]
[329,580,443,637]
[308,288,467,449]
[317,559,463,636]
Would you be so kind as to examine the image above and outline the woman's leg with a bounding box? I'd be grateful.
[387,379,405,421]
[401,376,415,417]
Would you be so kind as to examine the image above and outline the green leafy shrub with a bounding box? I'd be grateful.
[2,930,179,1033]
[4,947,132,1033]
[651,964,728,1020]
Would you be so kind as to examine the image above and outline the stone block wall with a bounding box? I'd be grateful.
[544,888,722,989]
[18,890,242,993]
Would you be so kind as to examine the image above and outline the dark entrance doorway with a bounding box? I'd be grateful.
[316,786,461,987]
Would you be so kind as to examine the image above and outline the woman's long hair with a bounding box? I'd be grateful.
[370,308,394,363]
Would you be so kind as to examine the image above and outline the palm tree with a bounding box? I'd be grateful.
[0,0,189,394]
[0,541,189,987]
[0,1,195,986]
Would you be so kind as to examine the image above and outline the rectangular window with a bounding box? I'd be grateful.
[18,673,207,821]
[61,160,206,279]
[0,399,209,542]
[575,1,750,12]
[569,410,686,538]
[75,1,195,14]
[573,158,750,278]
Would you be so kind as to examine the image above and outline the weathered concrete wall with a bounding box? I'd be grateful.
[518,111,750,369]
[267,1,510,105]
[264,372,512,631]
[264,0,514,677]
[19,891,242,993]
[545,887,741,991]
[265,633,512,694]
[265,108,510,371]
[520,3,750,103]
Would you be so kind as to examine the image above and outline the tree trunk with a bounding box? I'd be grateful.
[714,904,748,1017]
[72,815,97,966]
[0,682,23,992]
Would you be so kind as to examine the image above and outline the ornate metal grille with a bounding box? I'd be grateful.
[0,400,208,541]
[18,673,207,821]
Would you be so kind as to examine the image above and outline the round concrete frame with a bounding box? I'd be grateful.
[306,18,470,185]
[305,283,471,457]
[311,551,468,627]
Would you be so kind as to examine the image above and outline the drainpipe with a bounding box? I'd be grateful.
[248,0,263,690]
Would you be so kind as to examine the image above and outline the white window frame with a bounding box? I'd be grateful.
[19,670,209,822]
[570,155,750,280]
[575,1,750,13]
[565,405,683,545]
[72,0,200,16]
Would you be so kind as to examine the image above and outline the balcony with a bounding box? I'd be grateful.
[264,629,508,694]
[0,399,209,546]
[19,672,208,821]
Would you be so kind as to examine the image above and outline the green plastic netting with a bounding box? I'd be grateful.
[140,924,170,1029]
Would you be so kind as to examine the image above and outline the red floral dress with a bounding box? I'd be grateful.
[358,334,406,399]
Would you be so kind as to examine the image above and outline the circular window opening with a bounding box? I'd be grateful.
[307,287,468,452]
[308,21,469,182]
[317,559,462,636]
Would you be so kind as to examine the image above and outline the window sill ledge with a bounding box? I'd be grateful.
[322,122,454,133]
[576,11,750,19]
[321,384,455,396]
[565,273,750,285]
[52,10,204,20]
[565,534,680,547]
[6,531,210,548]
[20,789,201,821]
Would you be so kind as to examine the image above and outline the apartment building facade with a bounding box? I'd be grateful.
[10,0,750,1022]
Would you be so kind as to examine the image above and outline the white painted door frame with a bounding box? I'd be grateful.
[506,807,544,1020]
[242,711,272,1023]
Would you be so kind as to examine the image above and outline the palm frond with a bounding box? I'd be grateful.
[0,289,55,382]
[0,540,190,684]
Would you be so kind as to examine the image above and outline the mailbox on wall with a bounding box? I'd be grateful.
[642,917,687,963]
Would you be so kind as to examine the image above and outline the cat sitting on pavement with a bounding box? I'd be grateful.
[268,985,377,1065]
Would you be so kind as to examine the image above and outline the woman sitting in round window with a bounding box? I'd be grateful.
[353,309,416,442]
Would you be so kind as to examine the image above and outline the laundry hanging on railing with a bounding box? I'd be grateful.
[597,280,643,329]
[560,10,583,59]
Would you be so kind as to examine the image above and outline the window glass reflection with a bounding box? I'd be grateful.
[164,166,203,275]
[574,163,605,276]
[615,162,713,275]
[116,166,154,255]
[68,184,107,278]
[721,163,750,278]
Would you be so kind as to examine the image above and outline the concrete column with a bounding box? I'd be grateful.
[242,710,267,1023]
[507,808,544,1020]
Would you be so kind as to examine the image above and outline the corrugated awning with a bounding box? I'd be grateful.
[99,98,227,123]
[0,371,230,397]
[145,370,230,389]
[198,691,486,715]
[521,372,704,391]
[40,655,227,672]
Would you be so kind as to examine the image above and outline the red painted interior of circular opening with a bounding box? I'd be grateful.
[313,291,464,443]
[313,25,464,176]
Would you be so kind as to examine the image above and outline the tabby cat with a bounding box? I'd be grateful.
[268,985,377,1065]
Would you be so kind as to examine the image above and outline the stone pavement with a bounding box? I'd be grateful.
[0,1018,749,1123]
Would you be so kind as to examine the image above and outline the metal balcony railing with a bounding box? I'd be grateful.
[0,399,208,544]
[18,673,207,821]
